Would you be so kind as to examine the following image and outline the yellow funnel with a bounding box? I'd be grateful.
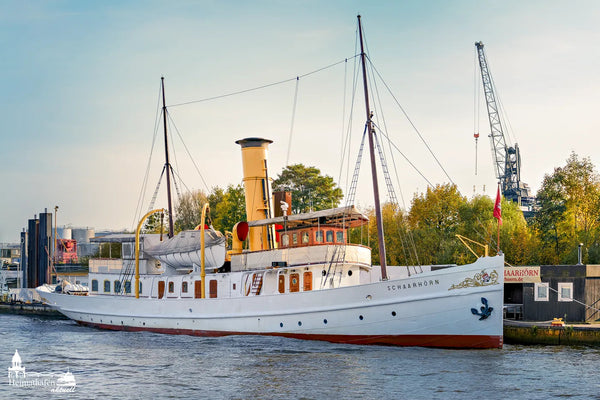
[236,138,275,251]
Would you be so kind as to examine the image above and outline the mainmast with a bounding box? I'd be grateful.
[358,15,388,280]
[161,77,175,238]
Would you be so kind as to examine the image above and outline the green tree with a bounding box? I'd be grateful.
[272,164,343,214]
[174,190,209,232]
[497,199,537,265]
[408,184,466,265]
[534,153,600,263]
[212,184,247,232]
[142,211,169,234]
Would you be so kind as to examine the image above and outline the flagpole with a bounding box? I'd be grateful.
[497,217,500,255]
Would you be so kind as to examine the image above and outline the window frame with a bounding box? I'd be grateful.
[534,282,549,301]
[301,231,309,244]
[315,230,324,243]
[326,230,334,243]
[558,282,573,302]
[103,280,111,293]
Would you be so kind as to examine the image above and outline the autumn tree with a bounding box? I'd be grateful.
[407,184,466,265]
[272,164,343,214]
[534,153,600,263]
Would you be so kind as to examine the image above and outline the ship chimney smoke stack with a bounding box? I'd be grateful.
[236,138,275,251]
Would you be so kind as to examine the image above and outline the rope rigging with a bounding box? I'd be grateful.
[286,76,300,166]
[132,82,163,231]
[372,130,420,269]
[367,56,455,186]
[167,56,359,108]
[166,113,211,194]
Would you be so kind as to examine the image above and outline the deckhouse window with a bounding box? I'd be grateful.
[122,242,134,259]
[292,233,298,245]
[281,234,289,247]
[91,279,98,292]
[326,230,334,243]
[103,280,111,293]
[168,281,175,293]
[302,232,309,244]
[336,231,344,243]
[182,281,188,293]
[114,280,122,294]
[315,230,324,243]
[124,280,131,294]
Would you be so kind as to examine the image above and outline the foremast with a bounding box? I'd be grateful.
[161,77,175,238]
[358,15,388,280]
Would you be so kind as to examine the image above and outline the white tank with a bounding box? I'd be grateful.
[57,227,72,240]
[72,228,95,244]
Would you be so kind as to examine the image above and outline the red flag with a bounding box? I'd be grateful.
[493,184,502,225]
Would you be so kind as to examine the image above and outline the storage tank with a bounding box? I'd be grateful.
[57,227,72,240]
[72,228,94,244]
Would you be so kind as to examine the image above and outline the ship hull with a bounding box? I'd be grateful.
[76,322,500,348]
[37,257,503,349]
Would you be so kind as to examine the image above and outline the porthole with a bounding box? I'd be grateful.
[298,321,302,326]
[323,319,328,324]
[392,311,397,316]
[348,270,353,276]
[280,322,283,328]
[322,270,327,276]
[359,315,364,320]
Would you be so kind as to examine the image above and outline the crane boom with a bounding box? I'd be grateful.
[475,41,530,206]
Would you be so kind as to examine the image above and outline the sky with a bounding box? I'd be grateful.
[2,0,600,243]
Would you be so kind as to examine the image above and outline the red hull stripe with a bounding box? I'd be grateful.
[78,321,502,349]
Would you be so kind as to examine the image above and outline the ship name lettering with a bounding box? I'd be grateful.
[387,280,440,292]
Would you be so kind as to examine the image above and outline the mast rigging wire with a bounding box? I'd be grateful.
[168,56,359,108]
[285,77,300,166]
[338,55,360,197]
[367,56,455,185]
[166,112,211,193]
[372,123,434,187]
[132,82,163,231]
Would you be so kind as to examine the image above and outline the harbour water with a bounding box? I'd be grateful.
[1,313,598,399]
